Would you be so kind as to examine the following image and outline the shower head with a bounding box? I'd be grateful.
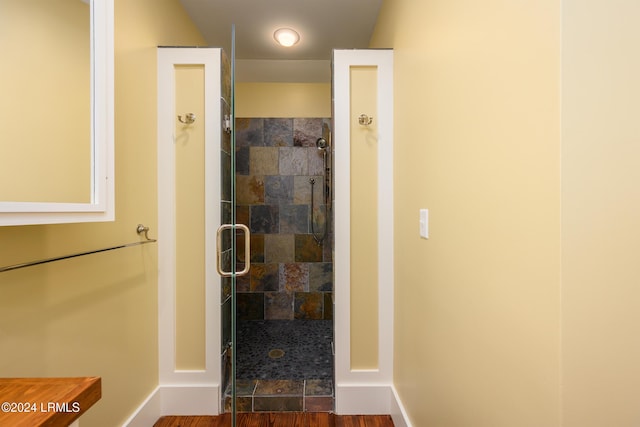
[316,137,328,150]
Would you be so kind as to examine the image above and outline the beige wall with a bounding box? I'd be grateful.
[236,82,330,118]
[349,66,380,370]
[371,1,562,426]
[561,1,640,426]
[174,65,206,370]
[0,1,205,426]
[374,0,640,425]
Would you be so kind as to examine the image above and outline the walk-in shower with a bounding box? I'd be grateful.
[230,117,334,412]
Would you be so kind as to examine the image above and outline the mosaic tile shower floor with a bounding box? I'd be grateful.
[228,320,334,412]
[236,320,333,380]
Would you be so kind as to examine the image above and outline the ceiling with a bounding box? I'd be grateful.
[179,0,383,82]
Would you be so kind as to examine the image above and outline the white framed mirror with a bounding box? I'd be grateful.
[0,0,114,226]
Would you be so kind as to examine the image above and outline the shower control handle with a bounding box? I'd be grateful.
[216,223,251,277]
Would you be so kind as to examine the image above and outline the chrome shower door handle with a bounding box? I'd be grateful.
[215,223,251,277]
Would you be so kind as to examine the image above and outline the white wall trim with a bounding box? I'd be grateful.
[122,385,220,426]
[335,384,412,427]
[335,384,392,414]
[333,49,395,399]
[157,48,222,388]
[390,386,413,427]
[121,386,161,427]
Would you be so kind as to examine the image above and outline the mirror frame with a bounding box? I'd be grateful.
[0,0,114,226]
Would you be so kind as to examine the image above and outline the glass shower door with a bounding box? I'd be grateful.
[216,24,247,427]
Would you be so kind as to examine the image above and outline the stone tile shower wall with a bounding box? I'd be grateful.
[235,117,333,321]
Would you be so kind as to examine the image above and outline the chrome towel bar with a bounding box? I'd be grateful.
[0,224,156,273]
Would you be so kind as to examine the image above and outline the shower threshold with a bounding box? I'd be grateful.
[223,378,333,412]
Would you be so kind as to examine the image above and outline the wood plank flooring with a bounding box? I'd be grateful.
[154,413,394,427]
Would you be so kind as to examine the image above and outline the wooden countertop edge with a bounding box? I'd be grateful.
[0,377,101,427]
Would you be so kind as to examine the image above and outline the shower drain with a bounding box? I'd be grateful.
[268,349,285,359]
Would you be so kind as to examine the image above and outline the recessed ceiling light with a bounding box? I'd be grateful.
[273,28,300,47]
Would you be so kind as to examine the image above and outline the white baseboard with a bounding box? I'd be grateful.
[335,384,412,427]
[121,386,162,427]
[335,384,391,414]
[123,383,411,427]
[390,385,413,427]
[122,385,220,427]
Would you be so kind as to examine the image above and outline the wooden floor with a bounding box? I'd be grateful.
[154,413,394,427]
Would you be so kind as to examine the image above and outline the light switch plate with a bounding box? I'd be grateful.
[420,209,429,239]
